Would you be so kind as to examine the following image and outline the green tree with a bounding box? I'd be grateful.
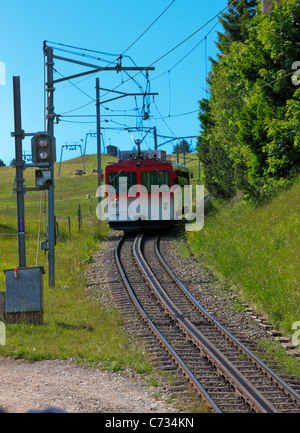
[197,0,300,202]
[216,0,257,56]
[173,139,191,154]
[0,159,5,167]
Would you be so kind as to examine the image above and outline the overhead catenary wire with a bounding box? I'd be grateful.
[152,99,176,137]
[46,1,242,150]
[151,19,220,82]
[58,64,149,116]
[45,0,176,108]
[49,8,223,142]
[48,46,142,91]
[54,68,95,101]
[56,1,237,117]
[145,1,237,70]
[46,40,123,58]
[60,114,148,118]
[121,0,177,55]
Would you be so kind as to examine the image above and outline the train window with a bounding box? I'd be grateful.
[175,170,189,186]
[141,170,170,192]
[108,171,137,192]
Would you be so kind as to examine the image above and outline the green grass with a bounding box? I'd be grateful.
[0,155,152,374]
[256,339,300,379]
[186,178,300,336]
[0,227,151,372]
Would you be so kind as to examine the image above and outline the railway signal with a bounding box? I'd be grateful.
[31,132,56,166]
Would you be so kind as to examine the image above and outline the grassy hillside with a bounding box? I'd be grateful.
[186,179,300,336]
[0,154,152,373]
[0,154,117,241]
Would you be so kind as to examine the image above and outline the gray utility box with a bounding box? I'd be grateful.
[4,266,45,313]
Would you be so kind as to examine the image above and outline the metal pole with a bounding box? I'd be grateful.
[58,146,63,177]
[46,46,55,287]
[12,76,26,268]
[101,133,105,153]
[96,77,101,198]
[80,145,86,174]
[153,126,157,150]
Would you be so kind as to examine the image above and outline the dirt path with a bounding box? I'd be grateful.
[0,356,176,413]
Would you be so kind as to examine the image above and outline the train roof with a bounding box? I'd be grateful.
[118,149,166,161]
[171,164,189,171]
[106,160,190,171]
[106,159,172,170]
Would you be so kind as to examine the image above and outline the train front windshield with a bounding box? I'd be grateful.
[141,171,171,192]
[107,169,172,193]
[108,171,137,192]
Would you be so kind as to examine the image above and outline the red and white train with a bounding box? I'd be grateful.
[103,148,191,232]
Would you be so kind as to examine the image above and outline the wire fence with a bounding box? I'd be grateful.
[0,203,97,241]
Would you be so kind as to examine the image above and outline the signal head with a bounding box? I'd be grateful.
[31,132,56,166]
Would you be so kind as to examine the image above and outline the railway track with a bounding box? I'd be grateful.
[113,233,300,413]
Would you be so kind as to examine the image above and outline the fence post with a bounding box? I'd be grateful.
[54,215,56,245]
[78,204,82,231]
[56,220,59,240]
[90,205,95,224]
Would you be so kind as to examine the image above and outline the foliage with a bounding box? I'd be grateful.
[197,0,300,202]
[216,0,257,55]
[0,159,5,167]
[173,139,191,154]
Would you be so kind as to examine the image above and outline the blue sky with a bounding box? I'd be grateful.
[0,0,229,166]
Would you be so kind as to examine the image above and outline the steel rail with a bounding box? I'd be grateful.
[134,233,280,413]
[155,235,300,407]
[115,235,222,413]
